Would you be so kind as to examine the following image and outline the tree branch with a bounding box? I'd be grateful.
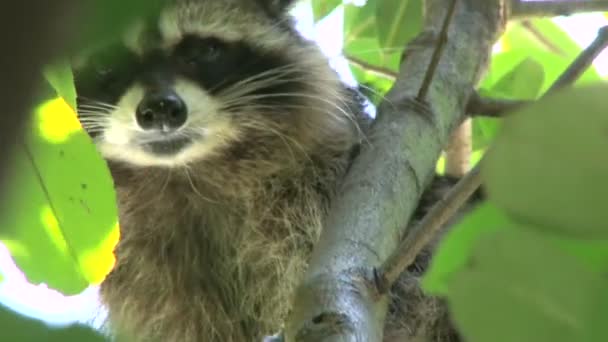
[550,25,608,91]
[346,55,398,80]
[445,118,473,177]
[377,23,608,294]
[466,93,530,117]
[510,0,608,18]
[284,0,505,340]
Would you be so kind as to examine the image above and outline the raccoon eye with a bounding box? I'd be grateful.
[175,36,226,67]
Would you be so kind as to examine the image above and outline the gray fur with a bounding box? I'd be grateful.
[76,1,461,341]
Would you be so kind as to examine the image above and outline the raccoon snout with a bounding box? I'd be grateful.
[136,90,188,132]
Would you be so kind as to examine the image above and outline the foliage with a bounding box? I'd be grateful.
[0,0,152,337]
[310,1,608,341]
[0,304,105,341]
[0,0,607,340]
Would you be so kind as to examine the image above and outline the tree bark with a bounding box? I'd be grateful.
[510,0,608,18]
[284,1,506,341]
[445,118,473,178]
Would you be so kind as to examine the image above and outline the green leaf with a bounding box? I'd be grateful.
[483,84,608,238]
[0,96,119,295]
[43,62,77,110]
[472,117,499,151]
[473,57,545,150]
[376,0,422,50]
[503,19,581,60]
[0,304,106,341]
[312,0,341,21]
[76,0,163,52]
[491,57,545,99]
[424,203,608,295]
[496,20,601,90]
[344,0,378,43]
[422,203,508,294]
[449,230,608,342]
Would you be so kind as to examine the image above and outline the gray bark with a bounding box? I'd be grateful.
[284,1,506,341]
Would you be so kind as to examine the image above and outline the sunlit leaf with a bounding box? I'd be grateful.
[0,96,119,295]
[43,62,77,111]
[344,0,378,43]
[483,84,608,238]
[312,0,341,21]
[473,57,544,150]
[503,19,581,60]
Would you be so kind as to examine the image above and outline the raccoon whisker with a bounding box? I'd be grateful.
[78,97,120,110]
[77,104,115,111]
[80,126,107,132]
[219,92,354,120]
[237,120,306,166]
[217,73,353,106]
[77,106,113,112]
[130,169,174,216]
[209,65,307,95]
[212,58,340,94]
[225,92,363,139]
[334,46,405,57]
[77,116,109,122]
[183,166,220,204]
[77,112,112,118]
[355,83,393,107]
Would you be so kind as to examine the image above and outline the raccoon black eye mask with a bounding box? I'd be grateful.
[72,1,454,341]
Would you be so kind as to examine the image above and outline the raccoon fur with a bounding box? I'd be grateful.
[73,0,464,341]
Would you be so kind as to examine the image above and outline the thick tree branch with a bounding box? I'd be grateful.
[510,0,608,18]
[378,24,608,293]
[284,0,505,341]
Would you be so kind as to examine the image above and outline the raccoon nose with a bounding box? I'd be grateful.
[136,91,187,131]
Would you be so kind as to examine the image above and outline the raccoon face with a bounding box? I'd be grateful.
[74,0,350,167]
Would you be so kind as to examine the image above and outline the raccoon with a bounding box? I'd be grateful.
[73,0,459,341]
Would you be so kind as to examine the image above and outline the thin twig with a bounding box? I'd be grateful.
[468,25,608,117]
[376,23,608,295]
[466,93,530,117]
[510,0,608,18]
[376,166,481,293]
[521,20,568,57]
[345,55,398,80]
[417,0,459,101]
[550,25,608,91]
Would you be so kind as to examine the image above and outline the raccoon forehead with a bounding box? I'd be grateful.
[124,0,294,54]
